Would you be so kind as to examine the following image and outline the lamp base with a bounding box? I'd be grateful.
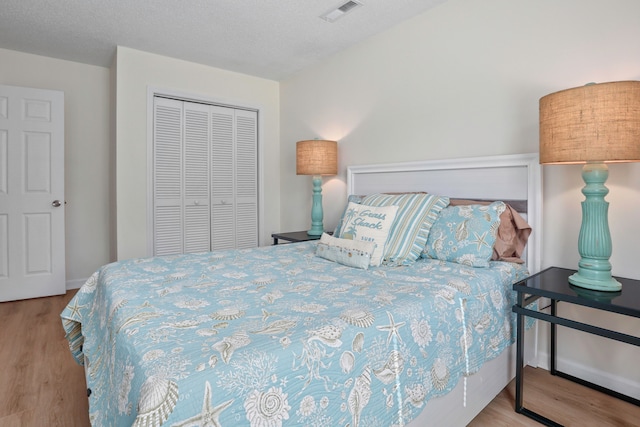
[568,271,622,292]
[570,163,622,292]
[307,175,324,237]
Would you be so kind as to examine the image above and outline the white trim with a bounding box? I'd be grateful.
[146,89,154,256]
[256,112,265,247]
[66,278,87,290]
[535,350,640,400]
[533,305,639,399]
[146,87,266,256]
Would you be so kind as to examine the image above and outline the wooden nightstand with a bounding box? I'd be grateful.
[512,267,640,426]
[271,231,332,245]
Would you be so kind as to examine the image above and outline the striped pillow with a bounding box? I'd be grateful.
[360,193,450,265]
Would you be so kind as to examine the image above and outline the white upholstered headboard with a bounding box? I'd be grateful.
[347,153,542,273]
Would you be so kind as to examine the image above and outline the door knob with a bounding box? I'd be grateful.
[52,200,62,207]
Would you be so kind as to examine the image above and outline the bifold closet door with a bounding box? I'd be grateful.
[183,103,211,253]
[210,106,258,251]
[153,98,211,256]
[233,109,258,249]
[153,97,183,256]
[153,98,257,256]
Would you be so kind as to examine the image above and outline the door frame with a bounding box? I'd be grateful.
[145,86,265,256]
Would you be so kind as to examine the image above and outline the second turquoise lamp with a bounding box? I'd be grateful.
[296,140,338,236]
[539,81,640,291]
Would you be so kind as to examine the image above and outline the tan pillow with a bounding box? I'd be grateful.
[448,199,532,264]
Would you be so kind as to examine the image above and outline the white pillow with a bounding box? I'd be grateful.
[316,233,376,269]
[337,202,399,266]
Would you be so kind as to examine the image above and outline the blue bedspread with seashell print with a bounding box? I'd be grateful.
[61,241,530,427]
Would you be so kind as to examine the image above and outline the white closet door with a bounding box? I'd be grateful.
[152,98,258,255]
[153,97,183,256]
[235,109,258,249]
[210,106,235,251]
[183,102,210,253]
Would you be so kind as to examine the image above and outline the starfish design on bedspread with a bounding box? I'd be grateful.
[471,231,490,250]
[171,381,233,427]
[376,311,406,347]
[65,299,85,319]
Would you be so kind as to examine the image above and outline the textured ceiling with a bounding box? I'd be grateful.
[0,0,446,81]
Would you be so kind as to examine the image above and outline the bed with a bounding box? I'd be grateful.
[61,153,542,426]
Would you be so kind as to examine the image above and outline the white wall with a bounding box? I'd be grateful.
[280,0,640,398]
[0,48,112,288]
[114,47,280,260]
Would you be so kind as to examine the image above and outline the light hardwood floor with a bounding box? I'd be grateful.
[0,290,89,426]
[0,291,638,426]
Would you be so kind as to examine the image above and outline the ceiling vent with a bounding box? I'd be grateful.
[320,1,363,23]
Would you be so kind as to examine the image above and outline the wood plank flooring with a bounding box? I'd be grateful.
[468,366,640,427]
[0,290,89,427]
[0,291,638,426]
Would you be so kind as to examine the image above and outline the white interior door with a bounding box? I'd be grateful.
[0,84,65,302]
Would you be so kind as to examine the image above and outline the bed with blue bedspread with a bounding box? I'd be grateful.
[61,240,528,427]
[62,153,542,426]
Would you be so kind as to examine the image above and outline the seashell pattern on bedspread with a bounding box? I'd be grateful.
[61,241,529,426]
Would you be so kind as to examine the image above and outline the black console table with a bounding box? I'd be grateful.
[512,267,640,426]
[271,231,332,245]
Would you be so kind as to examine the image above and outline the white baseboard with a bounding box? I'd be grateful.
[66,278,87,290]
[536,350,640,400]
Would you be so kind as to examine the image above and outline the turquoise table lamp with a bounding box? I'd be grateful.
[296,140,338,236]
[540,81,640,291]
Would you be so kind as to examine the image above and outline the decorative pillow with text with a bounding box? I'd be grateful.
[337,202,399,266]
